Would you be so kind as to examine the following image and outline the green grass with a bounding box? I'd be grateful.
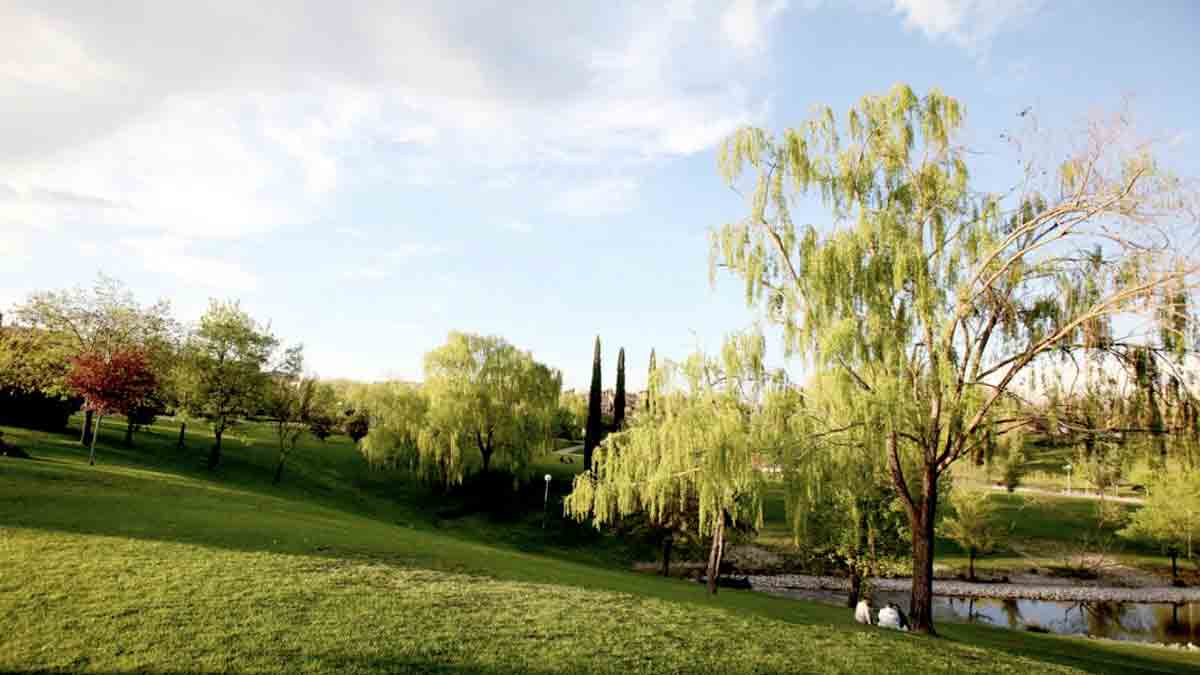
[2,417,1198,673]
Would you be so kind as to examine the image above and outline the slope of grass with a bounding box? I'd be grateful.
[2,418,1198,673]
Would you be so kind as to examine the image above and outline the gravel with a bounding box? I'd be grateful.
[747,574,1200,604]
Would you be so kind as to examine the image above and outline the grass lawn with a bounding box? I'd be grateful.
[2,417,1198,673]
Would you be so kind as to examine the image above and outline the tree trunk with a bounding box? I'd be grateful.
[273,455,286,485]
[705,511,726,595]
[124,418,134,447]
[177,421,186,449]
[908,467,939,635]
[88,414,102,465]
[80,409,94,446]
[661,535,672,577]
[968,549,976,582]
[208,427,223,470]
[848,568,862,608]
[1171,549,1179,579]
[848,504,869,607]
[481,448,492,473]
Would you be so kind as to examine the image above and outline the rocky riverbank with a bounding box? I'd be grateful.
[748,574,1200,604]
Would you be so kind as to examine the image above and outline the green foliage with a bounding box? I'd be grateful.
[262,344,319,483]
[567,331,781,543]
[1120,471,1200,567]
[941,489,1003,578]
[556,390,587,441]
[1001,431,1027,493]
[359,381,429,471]
[417,332,561,484]
[175,300,277,466]
[711,83,1196,631]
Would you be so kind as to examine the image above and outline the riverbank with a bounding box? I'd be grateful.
[748,574,1200,604]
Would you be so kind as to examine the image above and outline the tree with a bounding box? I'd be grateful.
[554,390,587,441]
[613,347,626,432]
[13,276,174,445]
[711,85,1196,633]
[359,382,428,471]
[264,344,314,485]
[584,336,602,471]
[66,348,158,465]
[645,348,657,414]
[305,382,339,442]
[417,332,561,484]
[941,488,1002,581]
[1120,471,1200,579]
[163,351,204,450]
[0,325,79,430]
[567,331,784,595]
[343,409,370,445]
[781,373,912,607]
[177,301,277,470]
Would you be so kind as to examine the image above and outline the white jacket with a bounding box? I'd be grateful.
[878,607,908,631]
[854,600,873,625]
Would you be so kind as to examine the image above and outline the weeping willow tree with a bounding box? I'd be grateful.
[711,84,1198,633]
[359,381,429,472]
[418,332,561,486]
[566,331,790,594]
[780,372,912,607]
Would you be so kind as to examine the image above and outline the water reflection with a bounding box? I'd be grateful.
[766,587,1200,645]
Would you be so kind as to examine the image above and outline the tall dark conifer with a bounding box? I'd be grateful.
[646,348,657,414]
[584,336,602,471]
[613,348,626,432]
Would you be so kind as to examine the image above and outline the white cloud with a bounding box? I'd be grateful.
[549,178,639,218]
[891,0,1043,54]
[0,2,785,244]
[119,236,261,293]
[721,0,789,55]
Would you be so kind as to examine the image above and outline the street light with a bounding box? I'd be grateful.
[542,473,552,530]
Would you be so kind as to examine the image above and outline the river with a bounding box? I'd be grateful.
[763,587,1200,645]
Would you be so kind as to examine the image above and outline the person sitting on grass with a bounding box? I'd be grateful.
[877,602,909,631]
[854,598,874,625]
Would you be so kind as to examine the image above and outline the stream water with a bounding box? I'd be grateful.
[765,587,1200,645]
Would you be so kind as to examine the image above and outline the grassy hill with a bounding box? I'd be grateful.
[1,417,1197,674]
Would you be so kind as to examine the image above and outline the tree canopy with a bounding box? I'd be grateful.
[417,332,561,484]
[567,330,789,594]
[176,300,277,469]
[711,83,1198,632]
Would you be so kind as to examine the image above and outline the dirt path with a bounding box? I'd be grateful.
[972,481,1145,505]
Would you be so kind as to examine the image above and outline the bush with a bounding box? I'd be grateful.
[0,387,79,430]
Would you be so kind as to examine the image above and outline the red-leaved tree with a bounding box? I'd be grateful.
[67,348,157,465]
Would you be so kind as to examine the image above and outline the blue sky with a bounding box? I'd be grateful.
[2,1,1197,389]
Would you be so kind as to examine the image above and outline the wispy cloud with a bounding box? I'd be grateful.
[890,0,1044,55]
[0,1,795,251]
[119,236,261,293]
[549,178,639,218]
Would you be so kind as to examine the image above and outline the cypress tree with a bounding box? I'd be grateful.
[646,348,657,414]
[613,347,626,432]
[584,336,602,472]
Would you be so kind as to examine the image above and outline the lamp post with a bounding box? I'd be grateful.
[542,473,552,530]
[1064,463,1073,495]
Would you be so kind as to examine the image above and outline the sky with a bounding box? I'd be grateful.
[2,0,1198,390]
